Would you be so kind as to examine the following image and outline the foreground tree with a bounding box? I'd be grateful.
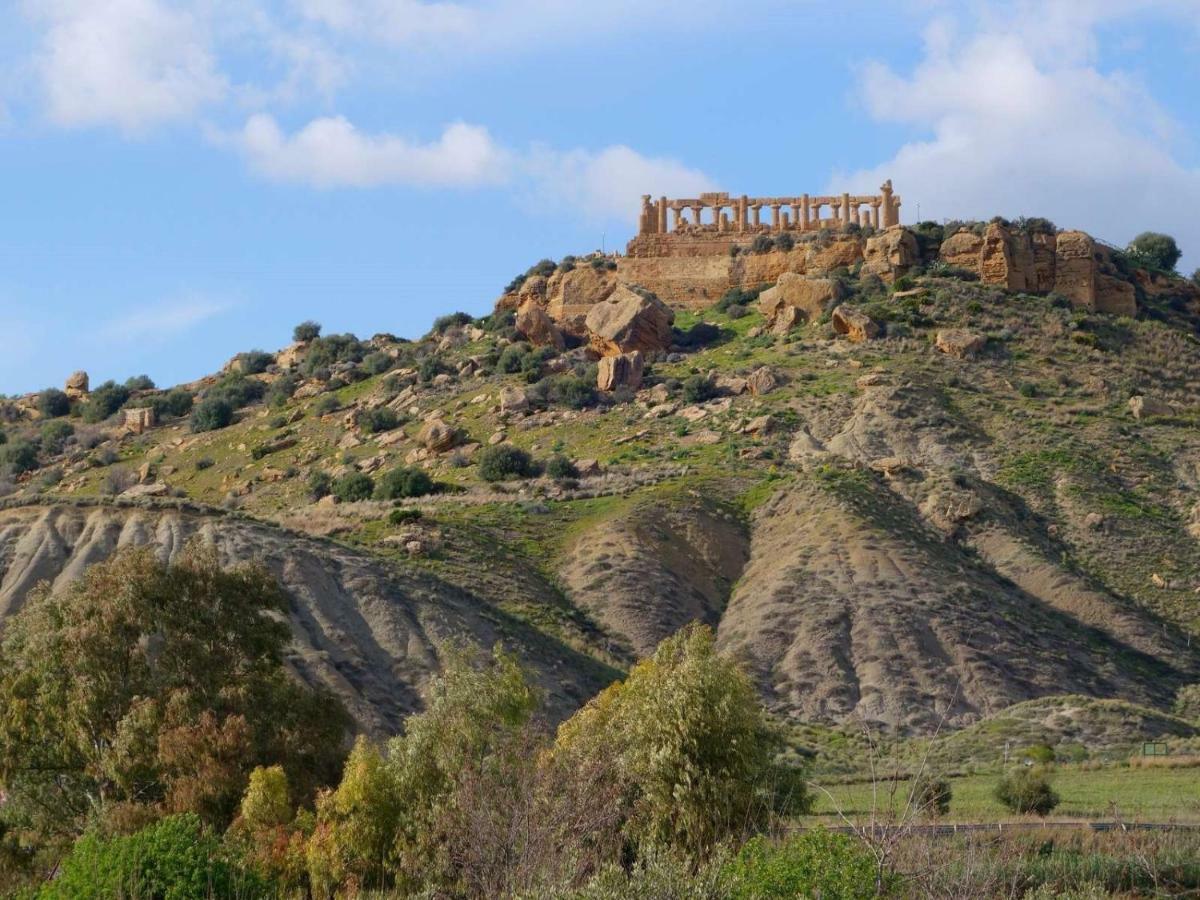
[0,545,348,843]
[554,623,810,857]
[1127,232,1182,272]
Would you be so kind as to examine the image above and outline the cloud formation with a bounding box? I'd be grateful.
[29,0,226,131]
[98,295,233,344]
[837,1,1200,268]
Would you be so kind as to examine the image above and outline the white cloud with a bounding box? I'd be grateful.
[837,2,1200,270]
[226,114,512,188]
[27,0,226,132]
[98,295,233,344]
[219,113,715,221]
[524,144,715,222]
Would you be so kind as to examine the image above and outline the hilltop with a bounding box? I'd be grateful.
[1,214,1199,762]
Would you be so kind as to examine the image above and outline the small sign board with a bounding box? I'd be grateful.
[1141,741,1169,757]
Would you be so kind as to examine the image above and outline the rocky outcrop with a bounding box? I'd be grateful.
[832,305,880,342]
[64,370,89,399]
[805,235,864,274]
[747,366,779,396]
[863,227,918,284]
[417,418,460,452]
[515,298,565,350]
[935,329,986,360]
[758,273,839,332]
[939,230,984,271]
[980,222,1019,289]
[584,284,674,357]
[596,350,644,392]
[1054,231,1098,308]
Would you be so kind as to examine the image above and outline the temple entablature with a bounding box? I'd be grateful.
[637,180,901,237]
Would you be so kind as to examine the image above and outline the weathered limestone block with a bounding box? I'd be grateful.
[1128,395,1174,420]
[515,298,565,350]
[276,342,307,369]
[122,406,156,434]
[935,329,986,360]
[1031,233,1058,293]
[758,273,839,330]
[831,305,880,342]
[1009,231,1035,292]
[804,235,865,274]
[596,350,644,392]
[1095,273,1137,317]
[547,266,618,322]
[980,223,1022,290]
[862,227,918,284]
[747,366,780,396]
[737,247,809,286]
[65,370,89,399]
[499,386,529,414]
[1053,231,1097,308]
[939,230,983,273]
[417,418,460,452]
[584,284,674,357]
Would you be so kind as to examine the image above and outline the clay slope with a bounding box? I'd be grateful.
[558,497,748,660]
[716,477,1195,734]
[0,503,612,735]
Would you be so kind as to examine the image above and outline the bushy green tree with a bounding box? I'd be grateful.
[0,440,39,475]
[354,407,400,434]
[39,419,74,455]
[683,374,717,404]
[80,380,131,423]
[39,813,268,900]
[554,624,809,857]
[235,350,274,375]
[477,445,535,482]
[190,397,233,432]
[1126,232,1182,272]
[37,388,71,419]
[994,767,1060,816]
[123,374,155,391]
[241,765,292,831]
[0,546,348,841]
[332,472,374,502]
[307,470,332,500]
[374,466,434,500]
[545,455,578,480]
[909,772,952,817]
[293,320,322,342]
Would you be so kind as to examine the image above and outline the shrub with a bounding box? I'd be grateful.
[1126,232,1181,272]
[723,831,886,899]
[236,350,274,375]
[194,457,214,471]
[307,470,332,500]
[388,508,422,525]
[891,274,917,292]
[374,466,435,500]
[1,441,39,475]
[355,407,400,434]
[477,445,535,482]
[418,355,446,384]
[545,455,578,481]
[209,374,265,409]
[682,374,716,404]
[361,351,395,376]
[101,467,136,495]
[332,472,374,502]
[774,232,795,252]
[715,287,761,313]
[520,347,555,383]
[995,768,1060,815]
[674,321,722,350]
[293,320,322,342]
[432,311,473,334]
[301,334,366,376]
[190,398,234,432]
[39,813,268,900]
[546,374,596,410]
[123,374,156,391]
[910,773,952,817]
[38,388,71,418]
[81,380,131,423]
[497,343,529,374]
[40,419,74,455]
[313,395,339,417]
[529,258,557,277]
[155,388,195,418]
[265,375,298,409]
[1175,684,1200,722]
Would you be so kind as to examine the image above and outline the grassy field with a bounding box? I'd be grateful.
[810,765,1200,822]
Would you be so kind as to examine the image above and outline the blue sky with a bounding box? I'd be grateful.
[1,0,1199,395]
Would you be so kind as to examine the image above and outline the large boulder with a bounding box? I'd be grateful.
[584,284,674,357]
[1053,231,1097,308]
[939,230,984,273]
[547,265,619,322]
[935,329,986,360]
[831,305,881,342]
[862,227,918,284]
[64,370,89,399]
[499,386,529,414]
[417,418,460,452]
[747,366,780,396]
[980,222,1019,289]
[758,273,839,331]
[515,298,565,350]
[596,350,644,392]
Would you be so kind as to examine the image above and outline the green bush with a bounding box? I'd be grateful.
[497,344,530,374]
[236,350,274,375]
[682,374,716,404]
[418,355,447,384]
[332,472,374,502]
[1,441,39,474]
[723,831,887,899]
[194,457,214,471]
[40,420,74,455]
[674,322,722,350]
[293,320,322,342]
[265,375,298,408]
[545,455,578,480]
[750,234,773,254]
[38,813,268,900]
[307,470,332,500]
[910,773,952,817]
[1175,683,1200,722]
[361,351,395,376]
[123,374,156,391]
[209,374,265,409]
[355,407,401,434]
[546,374,597,409]
[1126,232,1181,272]
[153,388,195,418]
[81,381,131,423]
[374,466,435,500]
[301,334,366,376]
[995,767,1060,815]
[388,508,423,525]
[520,347,555,383]
[190,398,233,432]
[37,388,71,418]
[1191,268,1200,288]
[1024,744,1056,765]
[313,395,339,417]
[432,311,473,333]
[477,445,535,482]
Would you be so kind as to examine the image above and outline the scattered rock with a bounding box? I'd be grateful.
[597,350,644,392]
[488,431,507,446]
[1128,395,1174,420]
[575,458,601,477]
[584,284,675,356]
[741,415,775,436]
[120,482,168,499]
[831,305,881,342]
[935,329,987,360]
[746,366,779,396]
[417,418,460,452]
[515,298,566,350]
[758,273,839,332]
[65,370,89,399]
[862,227,918,283]
[715,375,748,396]
[499,386,529,415]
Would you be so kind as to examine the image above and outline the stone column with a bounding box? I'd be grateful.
[791,203,802,229]
[658,197,668,233]
[770,204,781,230]
[802,194,811,231]
[671,207,681,231]
[750,204,760,228]
[870,201,880,229]
[880,179,897,227]
[720,212,730,232]
[841,193,851,228]
[781,211,791,230]
[859,208,869,227]
[738,195,748,232]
